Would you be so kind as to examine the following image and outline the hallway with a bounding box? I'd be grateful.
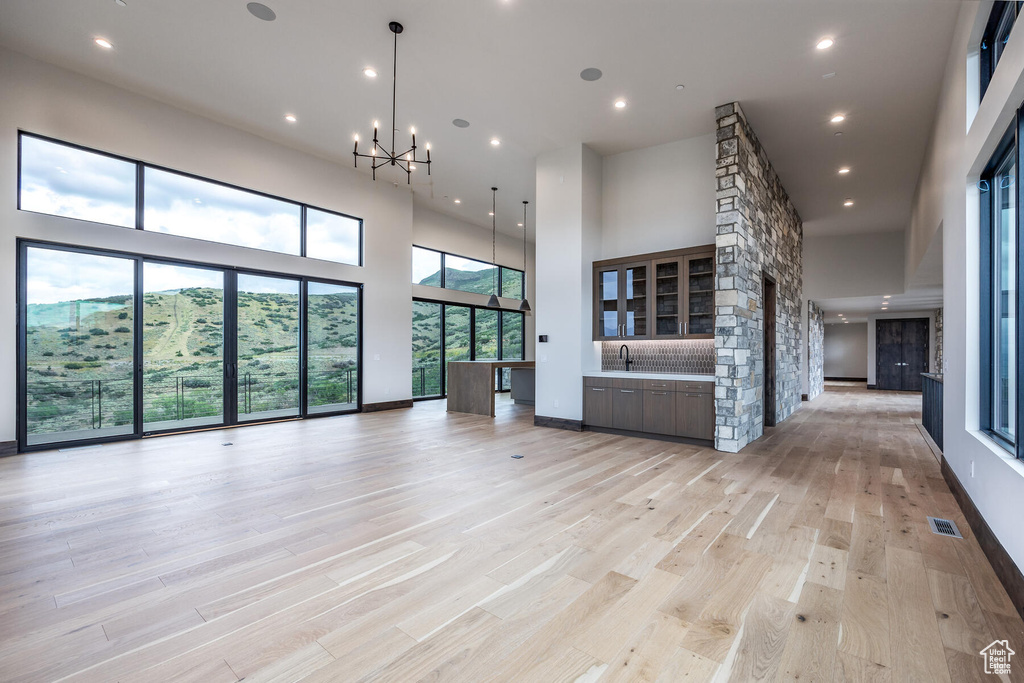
[0,385,1020,681]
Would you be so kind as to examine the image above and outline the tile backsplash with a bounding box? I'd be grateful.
[601,339,715,374]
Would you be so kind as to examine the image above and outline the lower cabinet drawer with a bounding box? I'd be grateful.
[643,390,676,435]
[676,392,714,440]
[583,385,613,428]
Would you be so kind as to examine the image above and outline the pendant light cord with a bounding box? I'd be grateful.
[492,187,498,294]
[391,28,398,155]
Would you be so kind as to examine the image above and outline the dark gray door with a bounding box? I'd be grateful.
[876,320,904,391]
[900,319,929,391]
[876,318,929,391]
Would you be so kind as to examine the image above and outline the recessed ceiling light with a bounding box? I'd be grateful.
[452,118,470,128]
[883,294,891,298]
[488,211,494,216]
[518,222,524,227]
[834,131,843,137]
[490,138,501,146]
[614,99,627,109]
[94,37,113,49]
[675,84,685,90]
[454,199,461,204]
[822,72,836,79]
[838,167,850,174]
[830,114,846,123]
[843,199,854,207]
[115,0,127,6]
[246,2,276,21]
[816,37,835,50]
[844,320,849,323]
[580,68,603,82]
[284,114,297,123]
[409,164,417,171]
[363,68,378,78]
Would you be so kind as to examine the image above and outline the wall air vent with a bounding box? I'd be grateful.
[927,516,963,539]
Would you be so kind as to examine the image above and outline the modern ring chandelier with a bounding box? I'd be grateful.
[353,21,431,183]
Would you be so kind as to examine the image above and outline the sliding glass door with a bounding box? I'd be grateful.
[142,262,225,432]
[412,301,442,398]
[307,282,360,414]
[23,247,136,445]
[19,242,361,451]
[236,274,300,421]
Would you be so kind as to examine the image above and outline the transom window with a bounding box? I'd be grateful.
[18,133,362,266]
[412,245,525,299]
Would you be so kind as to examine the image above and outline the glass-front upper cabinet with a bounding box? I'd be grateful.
[651,251,715,339]
[593,261,649,340]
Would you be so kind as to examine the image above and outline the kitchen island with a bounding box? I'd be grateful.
[447,360,536,417]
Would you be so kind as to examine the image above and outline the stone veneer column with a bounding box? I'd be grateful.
[935,307,943,372]
[807,301,825,400]
[714,103,804,452]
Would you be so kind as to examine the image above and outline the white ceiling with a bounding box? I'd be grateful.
[0,0,960,240]
[817,285,944,324]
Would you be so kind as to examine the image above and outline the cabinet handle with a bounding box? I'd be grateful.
[651,383,667,387]
[684,322,688,335]
[590,388,606,392]
[685,393,702,397]
[620,390,636,393]
[652,391,668,395]
[678,322,682,335]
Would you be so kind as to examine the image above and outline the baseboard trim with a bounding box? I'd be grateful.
[0,441,16,457]
[362,399,413,413]
[941,458,1024,623]
[585,425,713,447]
[534,415,583,431]
[866,384,877,390]
[825,376,868,382]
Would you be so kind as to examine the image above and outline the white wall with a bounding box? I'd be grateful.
[534,144,602,422]
[411,205,536,359]
[601,134,716,259]
[0,47,528,443]
[907,1,1024,573]
[865,311,937,385]
[824,322,868,378]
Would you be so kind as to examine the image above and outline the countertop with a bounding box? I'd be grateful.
[584,371,714,382]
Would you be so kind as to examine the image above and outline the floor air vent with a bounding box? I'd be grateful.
[927,516,963,539]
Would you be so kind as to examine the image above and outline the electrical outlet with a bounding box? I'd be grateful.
[553,399,559,408]
[373,354,381,361]
[541,355,548,362]
[971,460,975,478]
[385,387,391,395]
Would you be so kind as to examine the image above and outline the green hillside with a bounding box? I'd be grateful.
[26,287,358,438]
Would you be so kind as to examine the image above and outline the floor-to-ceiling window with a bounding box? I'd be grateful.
[23,247,136,445]
[307,282,360,414]
[142,262,225,432]
[411,299,525,399]
[981,118,1022,455]
[18,242,361,451]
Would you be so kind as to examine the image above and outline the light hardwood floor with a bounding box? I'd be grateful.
[1,384,1022,682]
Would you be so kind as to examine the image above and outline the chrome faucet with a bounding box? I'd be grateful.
[619,344,632,372]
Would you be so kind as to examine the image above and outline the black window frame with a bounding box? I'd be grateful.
[981,2,1023,102]
[980,116,1023,456]
[412,244,525,299]
[411,296,525,401]
[17,238,363,453]
[17,131,364,266]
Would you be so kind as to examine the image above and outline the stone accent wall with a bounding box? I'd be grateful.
[935,307,943,372]
[714,102,804,453]
[601,339,715,374]
[807,301,825,400]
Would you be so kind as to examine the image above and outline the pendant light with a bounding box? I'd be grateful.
[519,200,531,314]
[486,187,501,308]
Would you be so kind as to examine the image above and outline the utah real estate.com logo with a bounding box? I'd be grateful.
[980,640,1015,675]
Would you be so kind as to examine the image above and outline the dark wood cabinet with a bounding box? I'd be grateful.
[593,261,649,340]
[583,385,613,427]
[677,390,714,440]
[643,390,676,434]
[612,388,644,431]
[582,377,714,442]
[876,318,929,391]
[594,245,714,341]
